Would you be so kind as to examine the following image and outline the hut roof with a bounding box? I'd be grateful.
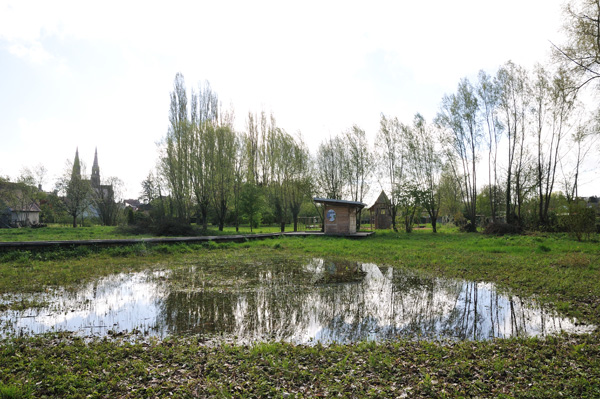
[368,190,390,210]
[313,198,367,209]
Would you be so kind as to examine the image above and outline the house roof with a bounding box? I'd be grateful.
[313,198,367,209]
[9,202,41,213]
[368,190,390,210]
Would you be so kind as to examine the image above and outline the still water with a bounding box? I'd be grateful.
[0,258,593,343]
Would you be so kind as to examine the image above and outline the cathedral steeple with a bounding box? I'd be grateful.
[72,147,81,179]
[91,147,100,190]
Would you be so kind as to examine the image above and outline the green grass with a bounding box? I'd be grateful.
[1,332,599,398]
[0,230,599,398]
[0,224,296,242]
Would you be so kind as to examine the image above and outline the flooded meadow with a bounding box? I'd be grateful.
[0,256,593,344]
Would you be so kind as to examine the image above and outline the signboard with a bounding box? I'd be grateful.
[326,209,336,222]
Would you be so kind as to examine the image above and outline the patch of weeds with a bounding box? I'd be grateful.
[202,241,218,250]
[537,245,551,253]
[0,383,30,399]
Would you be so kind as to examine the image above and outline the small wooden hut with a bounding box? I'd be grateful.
[368,190,392,230]
[313,198,367,235]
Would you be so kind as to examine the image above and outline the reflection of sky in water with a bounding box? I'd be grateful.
[0,259,594,344]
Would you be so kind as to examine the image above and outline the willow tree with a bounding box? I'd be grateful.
[435,79,482,231]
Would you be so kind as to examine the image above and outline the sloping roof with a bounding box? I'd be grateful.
[9,202,41,213]
[368,190,390,210]
[313,198,367,209]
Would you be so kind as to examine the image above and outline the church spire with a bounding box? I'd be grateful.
[91,147,100,190]
[72,147,81,179]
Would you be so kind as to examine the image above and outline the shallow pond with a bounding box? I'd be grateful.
[0,257,593,344]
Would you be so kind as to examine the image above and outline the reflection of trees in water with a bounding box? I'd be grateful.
[155,259,584,344]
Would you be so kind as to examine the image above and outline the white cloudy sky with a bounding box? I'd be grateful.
[2,0,595,199]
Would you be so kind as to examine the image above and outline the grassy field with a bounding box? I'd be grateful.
[0,224,302,242]
[1,229,599,397]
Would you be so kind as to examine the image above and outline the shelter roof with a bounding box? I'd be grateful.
[367,190,390,210]
[313,198,367,209]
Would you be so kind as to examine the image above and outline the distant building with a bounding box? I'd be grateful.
[123,199,141,211]
[71,147,114,219]
[0,180,42,227]
[368,190,392,230]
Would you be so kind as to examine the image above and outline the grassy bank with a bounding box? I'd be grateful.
[1,231,599,397]
[0,224,293,242]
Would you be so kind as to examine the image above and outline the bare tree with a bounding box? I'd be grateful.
[405,114,443,233]
[553,0,600,91]
[376,114,406,232]
[316,136,347,200]
[435,79,482,231]
[476,70,503,222]
[496,62,529,224]
[533,66,578,226]
[344,125,372,229]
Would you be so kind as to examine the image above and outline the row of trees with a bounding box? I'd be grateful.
[154,74,312,232]
[150,0,599,234]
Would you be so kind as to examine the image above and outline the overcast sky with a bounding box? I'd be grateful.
[3,0,595,199]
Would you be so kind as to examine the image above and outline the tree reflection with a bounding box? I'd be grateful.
[153,258,591,344]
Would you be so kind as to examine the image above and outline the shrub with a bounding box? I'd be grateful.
[153,219,198,237]
[559,203,596,241]
[483,222,523,235]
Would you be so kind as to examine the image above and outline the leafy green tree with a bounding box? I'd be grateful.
[438,166,462,220]
[190,81,220,230]
[207,125,237,231]
[396,181,427,233]
[56,158,91,228]
[286,135,312,232]
[239,182,265,232]
[161,73,193,222]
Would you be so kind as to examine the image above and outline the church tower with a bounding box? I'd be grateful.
[72,148,81,179]
[91,147,100,191]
